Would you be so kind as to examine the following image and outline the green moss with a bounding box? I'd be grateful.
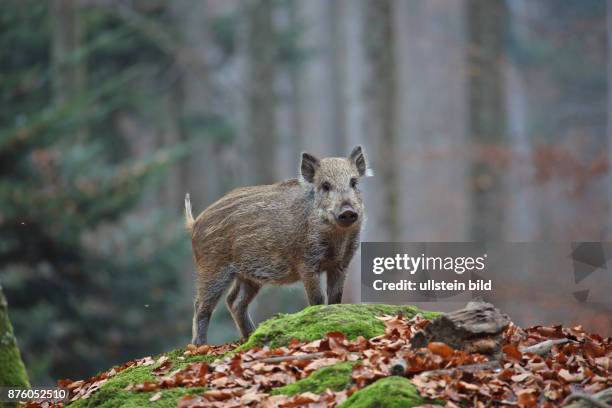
[163,348,219,369]
[0,286,30,390]
[0,345,30,388]
[272,362,355,396]
[65,350,220,408]
[68,383,206,408]
[61,304,441,407]
[339,376,431,408]
[239,304,439,351]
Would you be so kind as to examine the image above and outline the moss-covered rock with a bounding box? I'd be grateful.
[0,285,30,390]
[339,376,430,408]
[238,304,438,351]
[68,381,206,408]
[63,304,439,407]
[65,351,217,408]
[272,362,356,396]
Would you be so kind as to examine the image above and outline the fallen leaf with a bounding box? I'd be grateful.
[149,392,162,402]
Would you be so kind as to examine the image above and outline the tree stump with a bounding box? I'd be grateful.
[411,301,511,355]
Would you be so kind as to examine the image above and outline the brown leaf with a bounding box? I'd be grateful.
[497,367,515,381]
[583,339,606,358]
[516,388,538,408]
[502,344,523,361]
[428,342,454,359]
[152,357,173,376]
[535,325,565,339]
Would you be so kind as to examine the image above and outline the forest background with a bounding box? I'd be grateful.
[1,0,611,385]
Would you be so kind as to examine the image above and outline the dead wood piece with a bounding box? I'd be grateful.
[417,360,501,377]
[411,301,511,352]
[520,338,570,356]
[464,337,499,355]
[563,388,612,408]
[252,351,359,365]
[253,352,328,364]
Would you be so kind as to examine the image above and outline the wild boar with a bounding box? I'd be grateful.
[184,146,371,345]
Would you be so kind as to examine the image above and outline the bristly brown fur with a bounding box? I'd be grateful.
[186,146,371,345]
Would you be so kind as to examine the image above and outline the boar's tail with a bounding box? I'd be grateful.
[184,193,195,232]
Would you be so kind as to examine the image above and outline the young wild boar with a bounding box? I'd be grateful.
[184,146,372,345]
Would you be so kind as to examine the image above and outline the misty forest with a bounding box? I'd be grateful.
[1,0,612,388]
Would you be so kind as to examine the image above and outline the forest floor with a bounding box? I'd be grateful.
[24,304,611,408]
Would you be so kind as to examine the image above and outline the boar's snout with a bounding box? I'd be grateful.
[336,205,358,227]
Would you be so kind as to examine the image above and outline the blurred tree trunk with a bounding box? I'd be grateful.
[245,0,280,322]
[340,0,366,153]
[330,0,347,154]
[158,89,185,209]
[169,1,220,304]
[0,284,29,388]
[466,0,507,241]
[295,0,337,156]
[247,0,277,184]
[337,0,366,303]
[287,0,304,162]
[51,0,87,139]
[171,1,219,207]
[608,0,612,241]
[365,0,400,242]
[286,1,304,166]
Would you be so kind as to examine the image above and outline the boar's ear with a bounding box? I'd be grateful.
[300,152,319,183]
[349,145,372,177]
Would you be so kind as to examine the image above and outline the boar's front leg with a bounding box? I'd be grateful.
[226,278,260,339]
[302,269,325,306]
[326,269,346,304]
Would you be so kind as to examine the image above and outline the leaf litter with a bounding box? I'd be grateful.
[27,315,610,408]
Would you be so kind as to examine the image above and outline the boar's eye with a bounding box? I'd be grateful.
[321,181,331,192]
[350,178,358,189]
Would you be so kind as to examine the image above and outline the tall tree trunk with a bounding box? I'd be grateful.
[608,0,612,241]
[365,0,400,242]
[247,0,277,184]
[295,0,338,156]
[245,0,282,321]
[329,0,347,154]
[51,0,87,139]
[467,0,507,241]
[172,0,219,207]
[0,283,29,388]
[337,0,367,303]
[287,0,305,164]
[168,1,222,317]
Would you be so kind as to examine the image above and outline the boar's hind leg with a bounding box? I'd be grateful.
[226,278,260,339]
[192,267,235,345]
